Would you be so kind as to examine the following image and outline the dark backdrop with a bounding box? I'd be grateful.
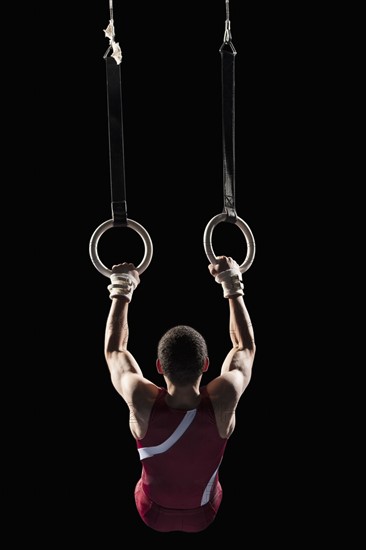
[25,1,317,545]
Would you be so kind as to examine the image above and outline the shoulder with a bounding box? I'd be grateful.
[129,378,162,407]
[115,371,161,412]
[205,372,251,438]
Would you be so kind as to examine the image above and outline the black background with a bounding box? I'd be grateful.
[22,1,324,545]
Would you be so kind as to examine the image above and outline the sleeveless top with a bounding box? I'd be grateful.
[136,386,228,509]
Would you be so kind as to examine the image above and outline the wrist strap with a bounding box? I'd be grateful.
[108,272,139,301]
[215,268,244,298]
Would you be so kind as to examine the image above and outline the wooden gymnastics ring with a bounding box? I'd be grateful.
[89,218,153,277]
[203,213,255,273]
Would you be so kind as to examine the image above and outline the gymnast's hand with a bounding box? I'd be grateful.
[208,256,244,298]
[108,263,140,301]
[111,263,140,286]
[208,256,239,278]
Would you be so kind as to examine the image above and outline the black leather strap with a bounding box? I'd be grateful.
[220,39,237,222]
[105,56,127,225]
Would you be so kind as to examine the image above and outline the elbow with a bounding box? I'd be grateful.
[236,339,256,355]
[104,345,121,364]
[233,342,256,368]
[104,341,114,360]
[249,341,256,361]
[104,335,128,358]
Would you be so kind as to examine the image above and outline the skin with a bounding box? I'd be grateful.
[104,256,256,440]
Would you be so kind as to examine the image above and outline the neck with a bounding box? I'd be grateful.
[164,378,202,409]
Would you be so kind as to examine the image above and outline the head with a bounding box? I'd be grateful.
[156,325,209,386]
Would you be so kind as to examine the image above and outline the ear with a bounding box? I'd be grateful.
[202,357,209,373]
[156,358,164,374]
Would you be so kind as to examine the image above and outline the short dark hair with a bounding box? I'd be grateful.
[157,325,208,386]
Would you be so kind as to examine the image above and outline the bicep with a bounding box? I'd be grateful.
[207,369,250,405]
[107,349,144,398]
[208,349,254,402]
[106,350,158,405]
[106,349,143,379]
[221,348,254,382]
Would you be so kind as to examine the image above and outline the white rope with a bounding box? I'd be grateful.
[103,0,122,64]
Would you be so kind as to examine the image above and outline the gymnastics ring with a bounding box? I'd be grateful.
[203,213,256,273]
[89,218,153,277]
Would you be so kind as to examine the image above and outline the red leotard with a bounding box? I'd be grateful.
[134,386,228,532]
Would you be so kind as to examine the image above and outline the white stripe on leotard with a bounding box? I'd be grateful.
[138,409,197,460]
[200,462,221,505]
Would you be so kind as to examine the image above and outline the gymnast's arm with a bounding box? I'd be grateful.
[104,264,159,406]
[206,257,256,422]
[220,293,255,390]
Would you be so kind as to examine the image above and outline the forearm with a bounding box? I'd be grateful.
[103,263,144,386]
[104,297,130,355]
[104,296,144,384]
[228,295,255,352]
[219,296,255,377]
